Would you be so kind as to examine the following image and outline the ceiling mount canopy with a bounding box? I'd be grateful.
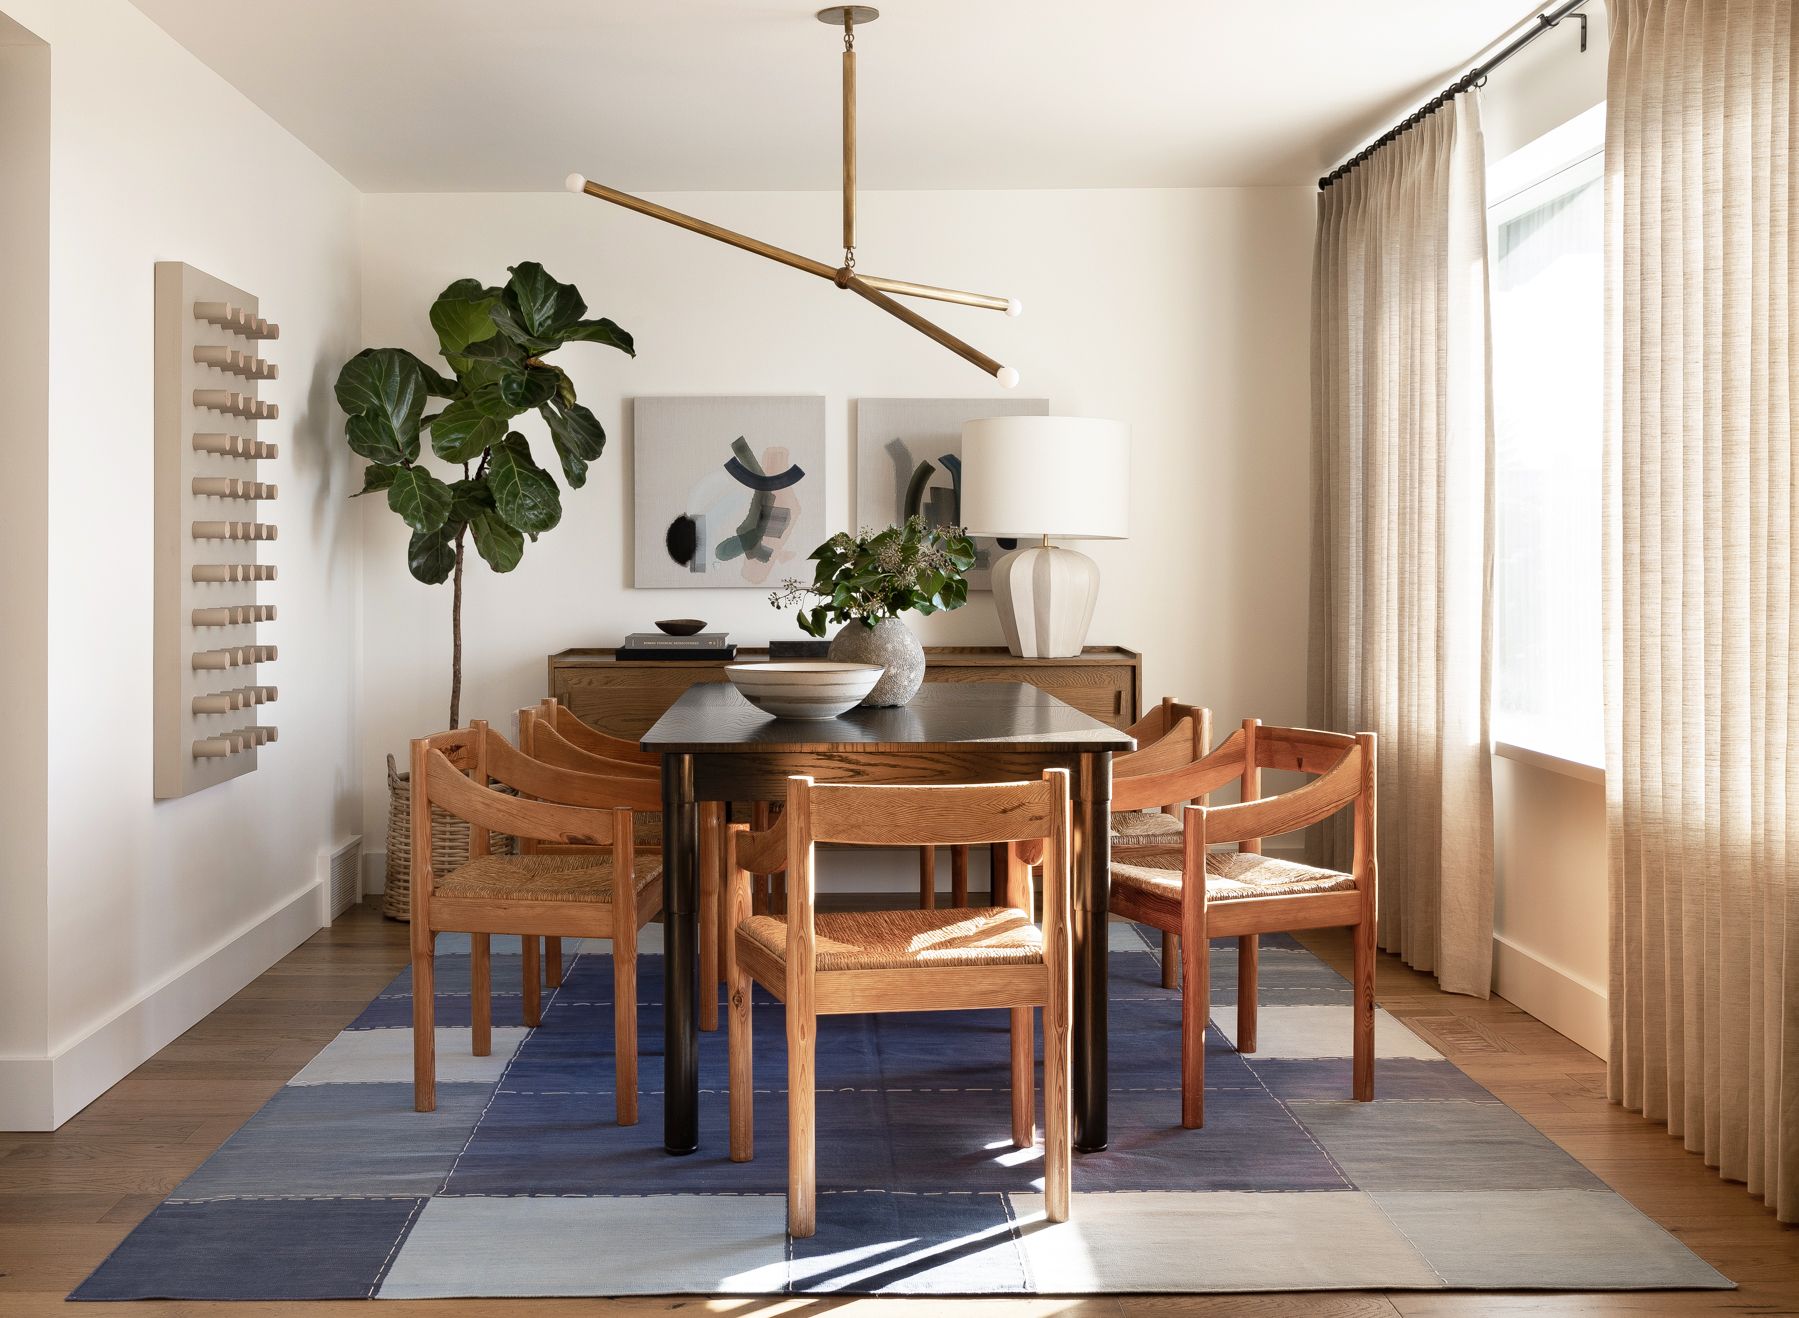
[566,5,1021,385]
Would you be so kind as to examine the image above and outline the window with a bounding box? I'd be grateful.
[1489,110,1606,768]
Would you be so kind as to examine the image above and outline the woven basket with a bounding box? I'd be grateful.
[382,754,515,921]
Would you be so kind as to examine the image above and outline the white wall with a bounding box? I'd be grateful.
[356,186,1316,876]
[1482,4,1611,1058]
[0,0,364,1128]
[0,16,50,1067]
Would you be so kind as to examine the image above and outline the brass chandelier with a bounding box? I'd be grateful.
[565,5,1021,385]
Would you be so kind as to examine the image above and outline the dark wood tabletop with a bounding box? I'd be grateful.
[641,680,1136,754]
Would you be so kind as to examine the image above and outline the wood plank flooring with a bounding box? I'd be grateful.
[2,902,1794,1317]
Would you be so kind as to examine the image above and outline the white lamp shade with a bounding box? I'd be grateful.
[958,416,1130,540]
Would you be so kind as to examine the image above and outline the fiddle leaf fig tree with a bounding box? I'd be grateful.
[338,262,633,727]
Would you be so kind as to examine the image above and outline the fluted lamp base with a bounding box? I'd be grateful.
[990,541,1100,659]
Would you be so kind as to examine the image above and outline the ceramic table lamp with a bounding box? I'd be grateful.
[959,415,1130,658]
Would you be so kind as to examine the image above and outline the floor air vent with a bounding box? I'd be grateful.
[323,836,363,921]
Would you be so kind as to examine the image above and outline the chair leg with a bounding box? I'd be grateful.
[522,935,542,1028]
[470,933,491,1057]
[1236,934,1258,1053]
[699,804,721,1033]
[728,933,754,1163]
[918,846,937,909]
[951,845,969,906]
[1010,1006,1035,1148]
[788,1004,817,1238]
[1353,916,1376,1101]
[544,936,564,988]
[412,928,437,1113]
[614,913,640,1126]
[1044,969,1072,1224]
[1180,917,1210,1129]
[1160,931,1179,990]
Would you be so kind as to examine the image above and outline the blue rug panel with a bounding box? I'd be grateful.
[73,1197,425,1301]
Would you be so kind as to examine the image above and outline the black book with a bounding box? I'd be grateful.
[616,642,738,662]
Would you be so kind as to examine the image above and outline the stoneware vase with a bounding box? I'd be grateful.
[828,617,925,707]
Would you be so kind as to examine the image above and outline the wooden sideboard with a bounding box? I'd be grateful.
[547,645,1142,740]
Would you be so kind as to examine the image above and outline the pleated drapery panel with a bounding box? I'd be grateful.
[1309,94,1497,998]
[1604,0,1799,1223]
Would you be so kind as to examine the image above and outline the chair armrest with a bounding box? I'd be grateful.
[732,820,788,876]
[1192,747,1364,845]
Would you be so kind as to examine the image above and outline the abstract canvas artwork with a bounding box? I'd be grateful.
[855,397,1048,589]
[633,396,826,589]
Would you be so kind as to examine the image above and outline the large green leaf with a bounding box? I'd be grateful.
[500,366,559,411]
[505,261,586,340]
[486,298,555,354]
[335,348,427,462]
[453,329,528,362]
[540,398,606,488]
[429,278,502,357]
[486,433,562,533]
[407,524,459,584]
[560,316,636,356]
[448,476,495,524]
[427,398,506,462]
[385,465,453,533]
[352,462,401,497]
[469,510,524,572]
[345,413,409,466]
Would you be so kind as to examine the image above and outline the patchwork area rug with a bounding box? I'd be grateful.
[75,922,1729,1299]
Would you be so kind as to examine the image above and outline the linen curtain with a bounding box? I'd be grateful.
[1309,93,1497,998]
[1604,0,1799,1222]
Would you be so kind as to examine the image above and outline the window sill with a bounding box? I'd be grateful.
[1493,740,1605,786]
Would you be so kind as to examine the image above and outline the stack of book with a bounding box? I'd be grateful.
[616,632,736,661]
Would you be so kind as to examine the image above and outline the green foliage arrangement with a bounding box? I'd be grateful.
[335,262,633,726]
[769,516,977,637]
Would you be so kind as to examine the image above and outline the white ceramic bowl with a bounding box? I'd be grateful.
[724,661,884,720]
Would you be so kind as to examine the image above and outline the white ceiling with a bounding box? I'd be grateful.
[127,0,1546,192]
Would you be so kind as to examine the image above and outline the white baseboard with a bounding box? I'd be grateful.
[0,882,324,1131]
[1491,932,1609,1059]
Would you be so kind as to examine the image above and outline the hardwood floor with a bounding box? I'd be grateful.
[3,903,1794,1317]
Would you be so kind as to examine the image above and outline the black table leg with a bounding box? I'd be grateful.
[661,752,699,1155]
[1071,750,1111,1152]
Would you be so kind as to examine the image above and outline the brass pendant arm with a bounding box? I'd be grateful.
[845,274,1005,379]
[567,175,1014,382]
[855,274,1014,314]
[571,178,838,282]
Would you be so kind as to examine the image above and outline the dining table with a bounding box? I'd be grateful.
[644,679,1135,1157]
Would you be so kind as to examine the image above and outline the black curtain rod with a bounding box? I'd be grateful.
[1318,0,1591,190]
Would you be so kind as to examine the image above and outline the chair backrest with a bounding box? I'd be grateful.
[537,697,658,768]
[1115,702,1213,781]
[1177,721,1378,885]
[409,721,660,907]
[728,771,1071,908]
[520,705,658,781]
[753,772,1072,979]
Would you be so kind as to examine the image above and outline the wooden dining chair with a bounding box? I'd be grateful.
[724,772,1073,1238]
[1110,701,1213,987]
[527,698,660,990]
[1108,719,1378,1128]
[409,721,662,1124]
[520,703,737,1031]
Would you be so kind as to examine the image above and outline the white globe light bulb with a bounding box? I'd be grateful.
[1005,298,1023,318]
[564,172,588,194]
[996,366,1021,389]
